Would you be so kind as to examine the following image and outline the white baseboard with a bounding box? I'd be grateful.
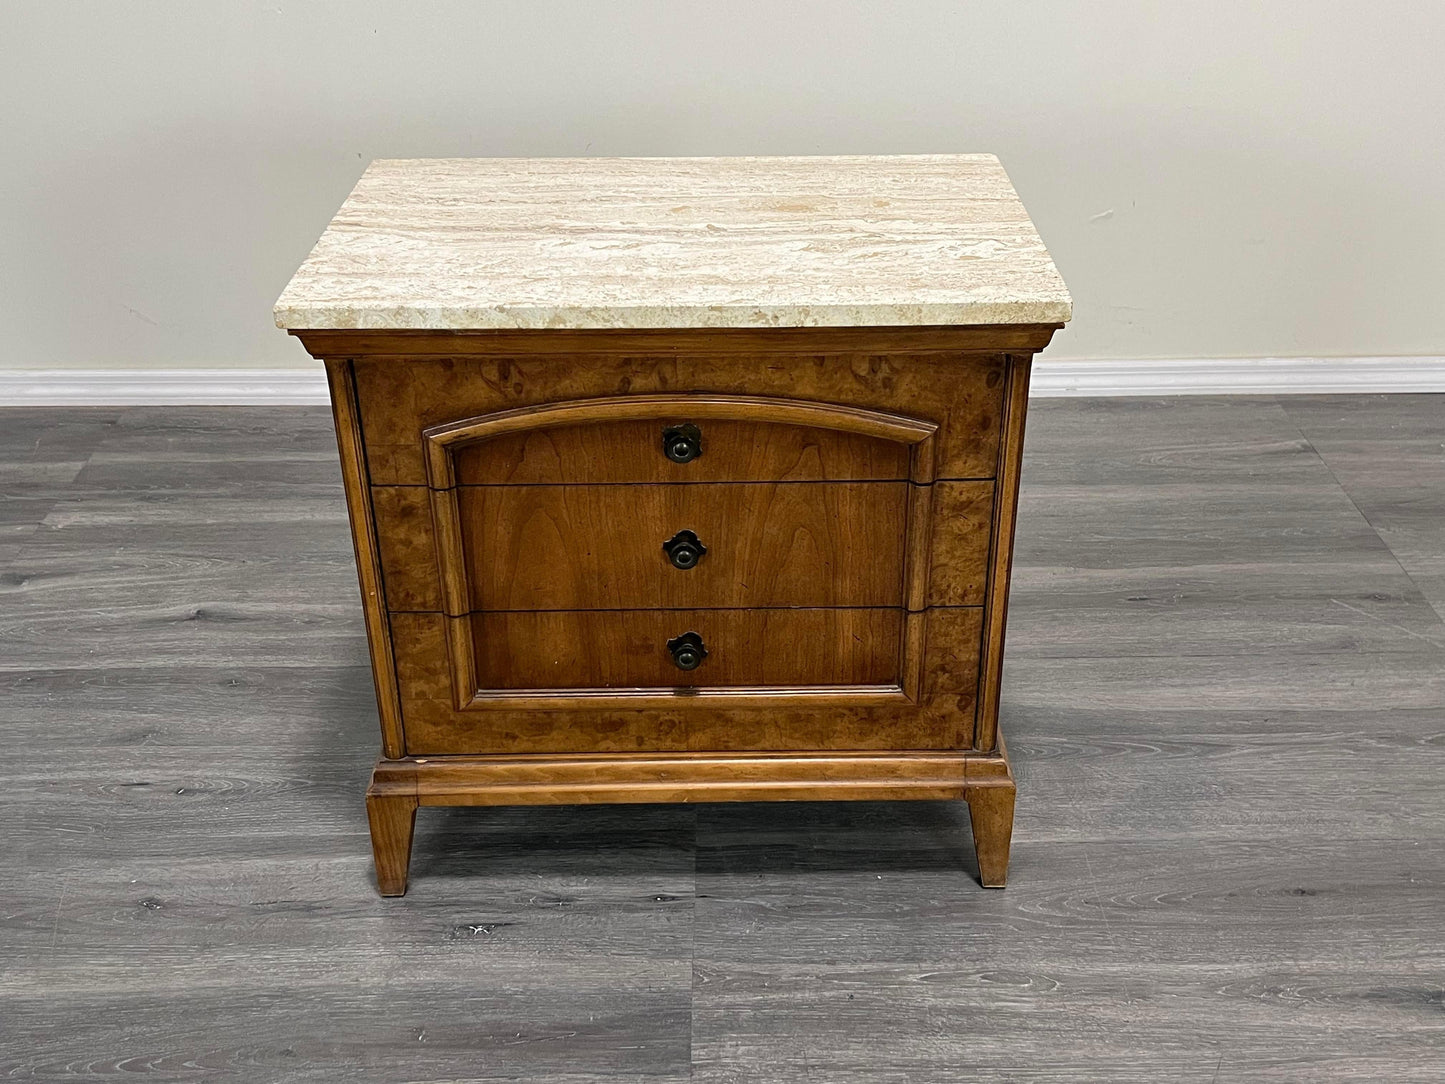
[1,357,1442,405]
[1031,356,1445,396]
[0,368,331,406]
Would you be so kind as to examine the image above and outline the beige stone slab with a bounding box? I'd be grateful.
[274,155,1071,331]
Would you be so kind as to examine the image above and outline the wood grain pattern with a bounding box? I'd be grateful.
[389,608,982,755]
[293,323,1061,358]
[370,484,437,611]
[329,330,1020,892]
[453,416,909,485]
[964,738,1016,887]
[369,750,1013,806]
[322,360,406,758]
[373,480,994,613]
[974,354,1032,753]
[470,607,902,690]
[456,481,908,612]
[353,351,1006,486]
[363,788,417,897]
[425,394,938,488]
[927,481,993,607]
[443,611,926,715]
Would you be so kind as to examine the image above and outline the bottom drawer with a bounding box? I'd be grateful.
[472,608,902,690]
[388,608,985,756]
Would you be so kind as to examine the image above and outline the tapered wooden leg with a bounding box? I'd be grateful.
[964,782,1016,888]
[366,790,418,897]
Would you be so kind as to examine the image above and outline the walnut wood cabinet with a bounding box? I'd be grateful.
[276,156,1072,895]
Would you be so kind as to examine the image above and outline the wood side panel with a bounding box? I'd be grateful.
[323,359,405,759]
[470,607,902,690]
[456,481,907,612]
[974,355,1033,753]
[922,606,990,749]
[371,485,441,611]
[354,353,1005,485]
[294,324,1061,358]
[389,608,982,755]
[928,481,994,607]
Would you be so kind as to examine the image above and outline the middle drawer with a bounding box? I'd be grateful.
[374,479,995,614]
[452,480,906,611]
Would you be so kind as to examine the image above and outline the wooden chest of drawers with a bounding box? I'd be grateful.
[277,156,1071,895]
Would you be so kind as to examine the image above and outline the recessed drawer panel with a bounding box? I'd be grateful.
[389,607,985,755]
[457,481,907,611]
[470,607,902,690]
[454,418,909,485]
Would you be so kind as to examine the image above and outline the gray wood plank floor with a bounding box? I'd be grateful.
[1,395,1441,1081]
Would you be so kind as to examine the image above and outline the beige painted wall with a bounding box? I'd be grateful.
[3,0,1441,369]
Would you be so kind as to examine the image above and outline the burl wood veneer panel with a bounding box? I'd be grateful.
[926,480,994,607]
[353,353,1006,486]
[390,607,984,755]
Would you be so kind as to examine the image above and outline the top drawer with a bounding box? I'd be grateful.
[451,417,908,485]
[353,353,1006,485]
[422,395,940,489]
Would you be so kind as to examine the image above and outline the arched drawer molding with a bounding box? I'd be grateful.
[421,393,940,488]
[415,394,949,710]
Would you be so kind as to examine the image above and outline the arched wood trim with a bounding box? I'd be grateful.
[422,394,939,487]
[420,393,940,708]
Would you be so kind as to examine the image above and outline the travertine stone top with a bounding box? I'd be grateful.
[274,155,1071,331]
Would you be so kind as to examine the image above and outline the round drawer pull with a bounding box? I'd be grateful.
[666,631,708,671]
[661,423,702,464]
[662,529,707,570]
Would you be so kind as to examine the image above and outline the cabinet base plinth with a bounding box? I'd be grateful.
[364,745,1015,896]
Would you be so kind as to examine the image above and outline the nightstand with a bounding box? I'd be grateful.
[275,155,1072,895]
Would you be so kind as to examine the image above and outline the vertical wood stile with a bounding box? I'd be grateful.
[324,360,406,759]
[973,354,1033,753]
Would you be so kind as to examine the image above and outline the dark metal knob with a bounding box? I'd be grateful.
[662,423,701,464]
[662,529,707,570]
[666,631,707,671]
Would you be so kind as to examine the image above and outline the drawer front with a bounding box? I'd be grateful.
[373,479,993,612]
[457,481,907,611]
[389,607,985,754]
[470,607,902,690]
[454,418,909,485]
[354,354,1005,486]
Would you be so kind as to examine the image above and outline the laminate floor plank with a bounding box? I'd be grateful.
[689,829,1444,1081]
[0,408,121,477]
[1280,394,1445,622]
[0,409,120,569]
[1,399,1442,1082]
[1020,396,1326,487]
[71,406,343,493]
[1013,397,1445,659]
